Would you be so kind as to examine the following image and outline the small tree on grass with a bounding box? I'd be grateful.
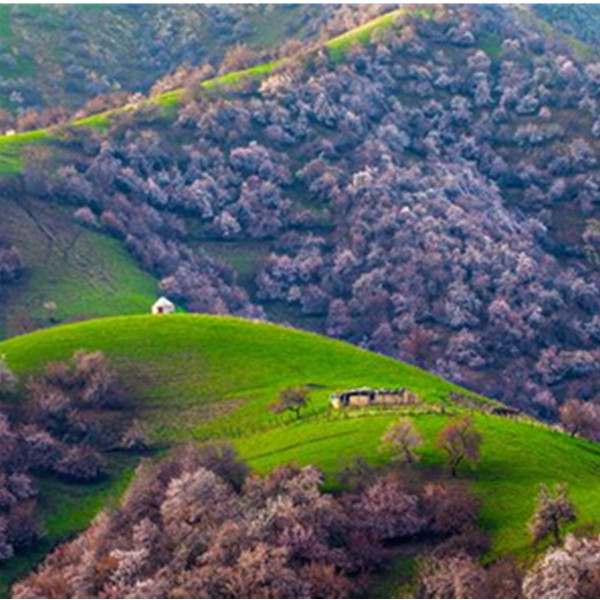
[381,417,423,465]
[270,387,309,420]
[437,415,481,477]
[528,483,576,545]
[0,355,17,394]
[121,420,151,453]
[559,398,600,440]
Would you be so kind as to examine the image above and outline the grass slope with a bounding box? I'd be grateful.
[0,130,50,175]
[0,314,467,439]
[1,315,600,573]
[0,194,157,338]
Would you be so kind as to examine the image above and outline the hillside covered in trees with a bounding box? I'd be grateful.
[5,5,600,420]
[0,5,391,124]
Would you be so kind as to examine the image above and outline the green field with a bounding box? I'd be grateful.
[0,130,50,175]
[0,314,468,438]
[1,314,600,594]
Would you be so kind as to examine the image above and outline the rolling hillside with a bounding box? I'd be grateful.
[2,4,600,420]
[2,315,600,594]
[0,4,588,175]
[3,5,600,597]
[0,6,416,176]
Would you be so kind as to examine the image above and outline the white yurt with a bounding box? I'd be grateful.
[151,297,175,315]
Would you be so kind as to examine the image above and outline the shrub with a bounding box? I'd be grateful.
[381,417,422,465]
[528,483,576,545]
[54,446,106,483]
[120,421,151,453]
[0,355,17,393]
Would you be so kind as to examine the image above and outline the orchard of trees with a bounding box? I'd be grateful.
[14,443,484,599]
[13,433,591,599]
[418,480,583,598]
[0,351,143,565]
[0,5,392,126]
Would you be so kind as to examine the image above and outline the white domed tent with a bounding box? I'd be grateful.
[151,297,175,315]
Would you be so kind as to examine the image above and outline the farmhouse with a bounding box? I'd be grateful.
[151,297,175,315]
[330,387,419,409]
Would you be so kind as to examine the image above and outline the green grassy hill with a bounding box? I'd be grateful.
[2,315,600,594]
[0,193,157,338]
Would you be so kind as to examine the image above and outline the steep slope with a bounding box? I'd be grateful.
[0,6,416,174]
[2,315,600,594]
[0,5,406,341]
[0,193,157,337]
[533,4,600,50]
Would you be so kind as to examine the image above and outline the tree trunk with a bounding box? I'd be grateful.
[552,517,561,545]
[451,455,463,477]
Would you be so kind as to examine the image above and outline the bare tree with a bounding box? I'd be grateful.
[528,483,576,545]
[559,398,600,440]
[270,387,309,420]
[437,415,482,477]
[381,417,422,465]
